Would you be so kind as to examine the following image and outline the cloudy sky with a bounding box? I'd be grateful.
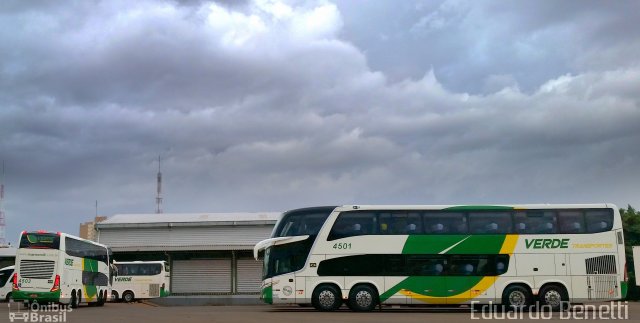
[1,0,639,243]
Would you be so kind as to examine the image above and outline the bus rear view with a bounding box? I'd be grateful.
[13,231,62,303]
[13,231,112,307]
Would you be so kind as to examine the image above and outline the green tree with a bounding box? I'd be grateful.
[622,205,640,299]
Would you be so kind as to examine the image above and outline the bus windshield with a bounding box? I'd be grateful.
[272,207,336,237]
[263,238,314,279]
[19,233,60,249]
[0,268,13,288]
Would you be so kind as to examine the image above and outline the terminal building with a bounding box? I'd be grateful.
[95,212,279,299]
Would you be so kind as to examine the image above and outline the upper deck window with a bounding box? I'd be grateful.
[468,212,512,234]
[273,208,334,237]
[513,211,557,234]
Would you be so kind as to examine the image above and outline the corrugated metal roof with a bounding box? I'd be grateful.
[109,245,257,252]
[98,212,281,226]
[97,224,274,251]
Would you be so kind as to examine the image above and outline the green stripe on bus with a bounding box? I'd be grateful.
[83,258,98,299]
[262,286,273,304]
[443,205,514,211]
[402,235,506,254]
[380,275,482,300]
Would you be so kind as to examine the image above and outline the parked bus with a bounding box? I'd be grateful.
[0,265,14,301]
[12,231,113,307]
[254,204,627,311]
[112,261,170,302]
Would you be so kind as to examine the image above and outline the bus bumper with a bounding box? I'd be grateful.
[12,290,61,303]
[261,285,273,304]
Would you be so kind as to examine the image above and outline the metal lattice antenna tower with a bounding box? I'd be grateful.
[0,161,6,245]
[156,155,163,214]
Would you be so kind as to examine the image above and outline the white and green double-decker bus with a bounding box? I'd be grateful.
[12,231,113,308]
[254,204,627,311]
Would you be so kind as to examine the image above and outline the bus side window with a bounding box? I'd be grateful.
[514,211,557,234]
[406,255,446,276]
[585,210,613,233]
[494,255,510,275]
[558,211,586,233]
[468,212,511,234]
[398,212,421,234]
[423,212,466,234]
[328,212,375,240]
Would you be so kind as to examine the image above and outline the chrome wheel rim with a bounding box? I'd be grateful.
[544,290,562,308]
[318,290,336,308]
[508,290,526,306]
[355,290,373,308]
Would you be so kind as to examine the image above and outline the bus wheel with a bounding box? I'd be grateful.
[97,291,105,306]
[538,285,568,311]
[5,292,11,302]
[70,290,78,309]
[122,291,135,303]
[111,291,119,302]
[502,285,532,310]
[312,285,341,312]
[348,285,378,312]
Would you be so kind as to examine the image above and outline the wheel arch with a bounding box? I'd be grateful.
[500,282,534,304]
[538,281,570,297]
[535,278,570,295]
[345,280,382,298]
[122,290,136,301]
[310,279,344,298]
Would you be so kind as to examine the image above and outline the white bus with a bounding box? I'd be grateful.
[0,265,14,301]
[112,261,170,302]
[12,231,114,308]
[254,204,627,311]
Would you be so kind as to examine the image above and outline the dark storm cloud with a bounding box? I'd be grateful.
[334,0,640,93]
[0,0,638,242]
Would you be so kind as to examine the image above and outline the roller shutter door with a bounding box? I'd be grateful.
[236,258,262,293]
[172,259,231,293]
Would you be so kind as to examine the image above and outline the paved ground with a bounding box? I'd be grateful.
[1,301,639,323]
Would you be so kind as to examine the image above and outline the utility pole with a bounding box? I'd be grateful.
[0,161,7,245]
[156,155,163,214]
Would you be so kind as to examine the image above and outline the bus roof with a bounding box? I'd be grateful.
[20,231,109,248]
[113,261,166,264]
[335,204,615,212]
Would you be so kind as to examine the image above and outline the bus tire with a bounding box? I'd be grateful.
[122,291,135,303]
[502,285,532,310]
[312,285,342,312]
[70,290,78,309]
[5,292,11,302]
[348,285,378,312]
[112,291,119,302]
[538,284,568,311]
[97,290,105,306]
